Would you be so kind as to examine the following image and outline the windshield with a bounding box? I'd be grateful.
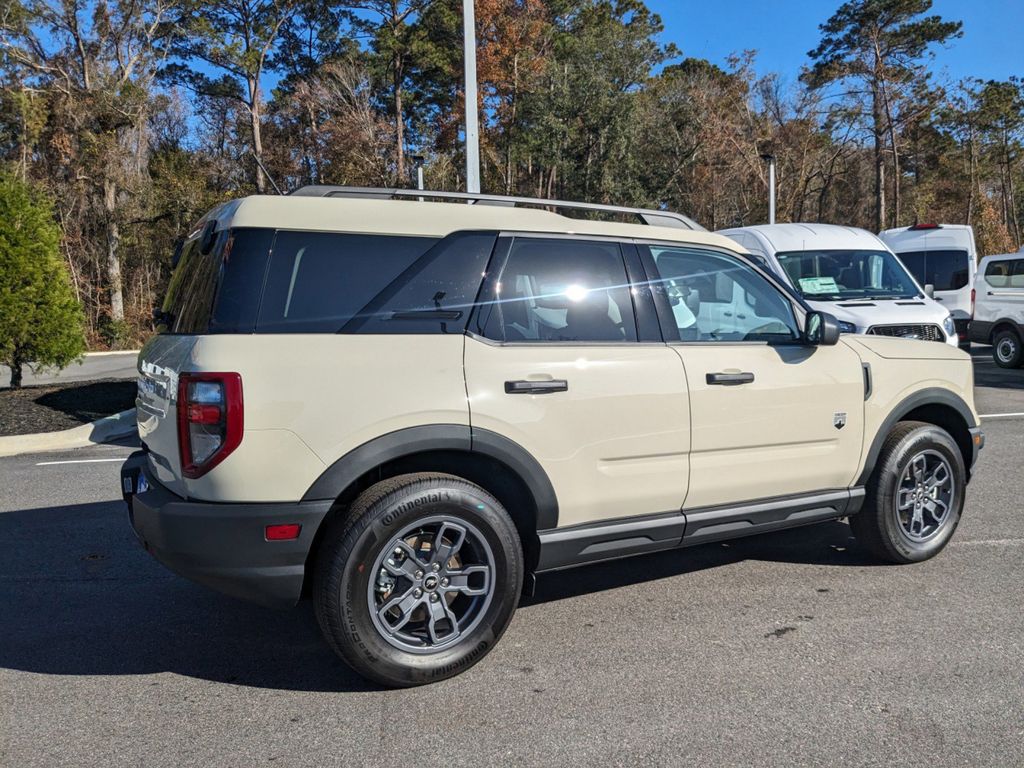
[893,249,970,292]
[776,249,920,300]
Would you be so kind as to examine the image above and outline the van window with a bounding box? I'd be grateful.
[256,232,438,332]
[985,259,1024,289]
[895,249,969,291]
[776,249,919,300]
[482,238,637,343]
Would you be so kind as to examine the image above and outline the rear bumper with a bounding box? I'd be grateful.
[968,320,993,345]
[121,451,331,608]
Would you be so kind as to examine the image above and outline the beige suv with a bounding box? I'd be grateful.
[121,188,984,687]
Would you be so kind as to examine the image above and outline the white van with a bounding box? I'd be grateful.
[718,223,958,347]
[970,247,1024,367]
[879,224,976,348]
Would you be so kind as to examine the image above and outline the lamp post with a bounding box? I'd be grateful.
[463,0,481,194]
[761,152,776,225]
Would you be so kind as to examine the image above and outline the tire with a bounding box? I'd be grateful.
[992,328,1024,368]
[850,421,966,564]
[313,473,524,687]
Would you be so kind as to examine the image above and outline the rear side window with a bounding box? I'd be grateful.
[985,259,1024,288]
[160,228,274,334]
[161,234,223,334]
[895,249,969,291]
[481,238,638,343]
[256,233,438,332]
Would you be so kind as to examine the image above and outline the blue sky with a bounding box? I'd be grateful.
[648,0,1023,87]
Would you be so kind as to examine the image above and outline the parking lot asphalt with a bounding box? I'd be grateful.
[1,351,1022,767]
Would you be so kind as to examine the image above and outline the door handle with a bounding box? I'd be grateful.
[706,372,755,386]
[505,379,568,395]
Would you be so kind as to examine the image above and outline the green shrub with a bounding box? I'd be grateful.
[0,172,86,388]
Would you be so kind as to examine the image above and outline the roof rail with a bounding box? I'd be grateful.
[288,185,705,231]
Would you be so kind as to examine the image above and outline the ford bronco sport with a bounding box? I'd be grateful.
[121,187,984,687]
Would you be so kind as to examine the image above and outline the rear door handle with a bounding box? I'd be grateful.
[505,379,568,395]
[706,372,755,386]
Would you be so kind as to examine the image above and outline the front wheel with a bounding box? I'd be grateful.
[850,421,966,563]
[313,473,523,687]
[993,328,1024,368]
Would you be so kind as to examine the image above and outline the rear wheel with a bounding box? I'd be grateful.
[850,421,966,563]
[313,473,523,687]
[992,328,1024,368]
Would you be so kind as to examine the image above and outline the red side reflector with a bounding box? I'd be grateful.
[265,524,301,541]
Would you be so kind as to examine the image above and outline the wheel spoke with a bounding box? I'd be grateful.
[911,455,928,484]
[426,596,460,643]
[923,497,949,524]
[445,565,490,596]
[378,586,422,633]
[432,522,467,565]
[925,462,949,493]
[897,487,916,511]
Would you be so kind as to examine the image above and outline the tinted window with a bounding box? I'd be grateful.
[208,229,274,333]
[482,238,637,342]
[160,233,225,334]
[256,232,437,332]
[341,232,496,334]
[895,249,969,291]
[985,259,1024,288]
[644,246,800,342]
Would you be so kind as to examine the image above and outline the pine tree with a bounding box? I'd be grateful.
[0,173,85,389]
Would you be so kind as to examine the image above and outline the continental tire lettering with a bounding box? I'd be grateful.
[382,491,455,526]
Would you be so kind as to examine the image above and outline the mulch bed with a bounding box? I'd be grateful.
[0,379,137,436]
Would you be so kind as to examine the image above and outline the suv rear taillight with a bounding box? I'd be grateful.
[177,372,243,479]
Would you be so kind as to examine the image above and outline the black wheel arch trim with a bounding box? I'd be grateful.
[856,388,979,486]
[301,424,559,530]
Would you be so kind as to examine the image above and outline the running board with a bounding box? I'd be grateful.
[535,488,863,572]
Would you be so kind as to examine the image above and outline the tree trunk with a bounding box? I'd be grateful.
[394,54,405,183]
[872,86,887,233]
[9,352,23,390]
[103,176,124,323]
[248,76,266,194]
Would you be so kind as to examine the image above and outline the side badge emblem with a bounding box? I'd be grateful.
[834,412,847,430]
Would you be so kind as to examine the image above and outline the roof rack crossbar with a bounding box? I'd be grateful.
[288,185,704,231]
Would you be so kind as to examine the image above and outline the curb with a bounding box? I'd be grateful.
[0,408,138,458]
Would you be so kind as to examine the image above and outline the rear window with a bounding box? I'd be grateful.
[160,228,274,334]
[894,249,970,292]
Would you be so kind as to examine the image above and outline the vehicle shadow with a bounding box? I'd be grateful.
[971,350,1024,391]
[0,499,874,693]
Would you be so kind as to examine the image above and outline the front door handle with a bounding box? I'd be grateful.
[505,379,568,395]
[706,372,755,386]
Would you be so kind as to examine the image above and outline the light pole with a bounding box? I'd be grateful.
[761,153,776,225]
[462,0,481,194]
[413,155,425,191]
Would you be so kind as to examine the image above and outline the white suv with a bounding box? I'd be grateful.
[122,188,984,687]
[970,247,1024,367]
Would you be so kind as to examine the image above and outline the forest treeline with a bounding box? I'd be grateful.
[1,0,1022,346]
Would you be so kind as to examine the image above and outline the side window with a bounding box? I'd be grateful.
[985,259,1013,288]
[1012,260,1024,288]
[482,238,637,343]
[642,246,800,343]
[256,232,437,332]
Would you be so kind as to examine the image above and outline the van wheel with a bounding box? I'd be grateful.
[850,421,966,564]
[993,328,1024,368]
[313,473,523,687]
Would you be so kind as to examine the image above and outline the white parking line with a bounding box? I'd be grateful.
[35,458,126,466]
[979,412,1024,420]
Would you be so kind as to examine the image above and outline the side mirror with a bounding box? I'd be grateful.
[806,311,840,346]
[924,283,935,298]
